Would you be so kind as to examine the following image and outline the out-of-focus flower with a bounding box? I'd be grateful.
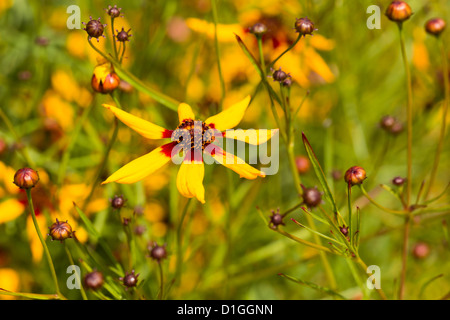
[0,268,20,300]
[101,96,276,203]
[425,18,446,36]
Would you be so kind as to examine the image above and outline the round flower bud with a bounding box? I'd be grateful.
[116,27,132,42]
[339,225,349,237]
[344,166,367,186]
[84,270,104,290]
[148,242,168,262]
[13,168,40,189]
[111,195,126,209]
[272,68,289,82]
[48,219,73,242]
[106,5,122,18]
[91,61,120,94]
[392,176,405,186]
[412,242,430,259]
[301,186,322,208]
[249,23,268,36]
[83,16,107,41]
[425,18,446,36]
[294,17,316,36]
[295,155,310,174]
[380,115,396,130]
[385,1,413,23]
[389,121,404,135]
[120,270,139,289]
[269,208,284,229]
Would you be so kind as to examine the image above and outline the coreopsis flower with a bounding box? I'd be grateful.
[91,60,120,94]
[102,96,277,203]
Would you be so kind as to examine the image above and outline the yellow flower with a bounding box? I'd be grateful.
[102,96,277,204]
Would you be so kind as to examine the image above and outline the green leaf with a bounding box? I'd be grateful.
[301,133,338,214]
[279,273,347,300]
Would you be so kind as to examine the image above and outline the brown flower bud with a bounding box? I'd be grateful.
[385,1,413,23]
[116,27,132,42]
[13,168,40,189]
[111,195,126,209]
[269,208,284,229]
[339,225,349,237]
[301,186,322,208]
[83,16,106,41]
[392,176,405,186]
[344,166,367,186]
[106,5,122,18]
[272,68,290,82]
[425,18,446,36]
[249,23,268,36]
[294,17,316,36]
[380,115,396,130]
[48,219,73,242]
[295,155,310,174]
[84,270,104,290]
[412,242,430,259]
[119,270,139,289]
[148,242,168,262]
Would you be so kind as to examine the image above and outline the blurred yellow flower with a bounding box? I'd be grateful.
[0,268,20,300]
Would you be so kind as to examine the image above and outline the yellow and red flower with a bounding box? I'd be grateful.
[101,96,277,203]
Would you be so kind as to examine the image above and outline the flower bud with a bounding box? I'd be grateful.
[13,168,40,189]
[116,27,132,42]
[272,68,290,82]
[249,23,268,36]
[295,155,310,174]
[392,176,405,186]
[339,225,349,237]
[385,1,413,23]
[83,16,106,41]
[380,115,396,130]
[147,242,168,262]
[84,270,104,290]
[106,5,122,18]
[412,242,430,259]
[294,17,316,36]
[111,195,126,209]
[301,186,322,207]
[119,270,139,289]
[269,208,284,229]
[91,60,120,94]
[48,219,73,242]
[344,166,367,186]
[425,18,446,36]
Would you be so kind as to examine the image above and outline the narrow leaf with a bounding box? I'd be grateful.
[279,273,347,300]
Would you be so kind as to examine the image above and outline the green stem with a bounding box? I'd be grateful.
[398,24,413,207]
[268,34,302,69]
[158,262,164,300]
[175,198,191,284]
[347,183,353,248]
[111,17,118,60]
[64,243,88,300]
[26,189,64,299]
[425,37,449,200]
[359,185,409,215]
[57,103,94,186]
[0,108,35,167]
[355,256,388,300]
[257,36,266,76]
[211,0,226,109]
[119,41,127,64]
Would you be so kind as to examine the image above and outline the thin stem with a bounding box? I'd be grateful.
[175,198,191,284]
[158,262,164,300]
[111,17,118,60]
[347,183,353,248]
[268,34,302,69]
[0,108,35,167]
[26,189,63,298]
[355,256,388,300]
[57,102,94,186]
[425,37,449,200]
[64,243,88,300]
[257,36,266,76]
[211,0,225,109]
[119,41,127,64]
[359,185,409,215]
[398,23,414,300]
[398,24,413,207]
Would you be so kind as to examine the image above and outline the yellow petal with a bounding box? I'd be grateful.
[102,142,175,184]
[178,103,196,123]
[224,129,278,145]
[0,268,20,300]
[0,199,24,224]
[208,146,265,179]
[103,104,172,139]
[205,96,251,131]
[176,161,205,204]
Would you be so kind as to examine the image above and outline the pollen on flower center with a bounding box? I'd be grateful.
[172,119,216,152]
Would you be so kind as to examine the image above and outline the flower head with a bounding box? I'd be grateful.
[294,17,316,36]
[91,59,120,94]
[101,96,277,204]
[344,166,367,186]
[425,18,446,36]
[48,218,73,242]
[82,16,106,41]
[385,1,413,23]
[13,168,39,189]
